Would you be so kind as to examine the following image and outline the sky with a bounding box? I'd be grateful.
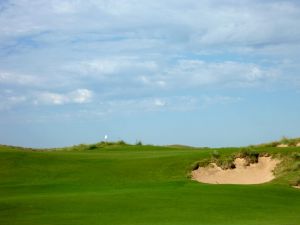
[0,0,300,148]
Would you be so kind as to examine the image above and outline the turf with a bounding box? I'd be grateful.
[0,144,299,225]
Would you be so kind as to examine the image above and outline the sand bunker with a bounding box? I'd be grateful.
[277,144,288,148]
[192,157,280,185]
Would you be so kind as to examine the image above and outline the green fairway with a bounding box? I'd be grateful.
[0,144,299,225]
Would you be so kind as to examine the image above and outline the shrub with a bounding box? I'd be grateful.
[235,149,259,165]
[259,152,270,157]
[136,140,143,146]
[106,142,114,146]
[191,162,200,171]
[198,159,211,168]
[291,162,300,171]
[280,136,290,145]
[116,140,127,145]
[217,158,236,170]
[88,144,97,150]
[70,144,89,151]
[269,141,280,147]
[191,159,210,171]
[292,152,300,160]
[211,150,220,159]
[290,178,300,186]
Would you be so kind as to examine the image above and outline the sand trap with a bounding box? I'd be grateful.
[294,185,300,189]
[192,157,280,185]
[277,144,288,148]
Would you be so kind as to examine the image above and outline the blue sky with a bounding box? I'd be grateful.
[1,0,300,148]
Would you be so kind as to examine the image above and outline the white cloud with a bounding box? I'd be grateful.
[37,92,67,105]
[0,94,27,111]
[31,94,241,119]
[70,89,93,103]
[94,96,198,115]
[35,89,93,105]
[0,0,299,115]
[63,58,279,91]
[138,75,167,88]
[137,60,279,90]
[154,99,166,107]
[201,95,242,107]
[52,1,79,14]
[0,71,42,86]
[0,89,28,111]
[1,0,299,48]
[166,60,278,87]
[64,58,158,77]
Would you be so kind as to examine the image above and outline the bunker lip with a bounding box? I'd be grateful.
[192,156,280,185]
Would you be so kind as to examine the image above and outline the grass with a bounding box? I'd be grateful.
[257,136,300,147]
[0,143,300,225]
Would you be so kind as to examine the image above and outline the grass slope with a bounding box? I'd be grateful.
[0,144,299,225]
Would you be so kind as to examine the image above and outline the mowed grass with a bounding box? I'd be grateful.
[0,145,299,225]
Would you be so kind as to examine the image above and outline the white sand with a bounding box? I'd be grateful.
[277,144,288,148]
[192,157,280,185]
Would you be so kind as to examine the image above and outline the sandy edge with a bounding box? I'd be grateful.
[192,156,280,185]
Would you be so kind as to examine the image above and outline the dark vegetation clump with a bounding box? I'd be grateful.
[209,150,235,170]
[284,152,300,172]
[116,140,127,145]
[190,162,200,171]
[88,144,98,150]
[68,140,129,151]
[136,140,143,146]
[291,162,300,171]
[192,148,272,172]
[95,140,128,147]
[67,144,89,151]
[235,148,260,165]
[211,150,220,159]
[290,178,300,187]
[292,152,300,160]
[191,159,210,171]
[192,153,236,171]
[101,141,114,146]
[215,157,236,170]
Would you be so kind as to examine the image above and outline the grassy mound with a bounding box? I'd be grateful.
[257,136,300,147]
[0,144,299,225]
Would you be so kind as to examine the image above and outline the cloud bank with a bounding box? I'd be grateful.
[0,0,299,115]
